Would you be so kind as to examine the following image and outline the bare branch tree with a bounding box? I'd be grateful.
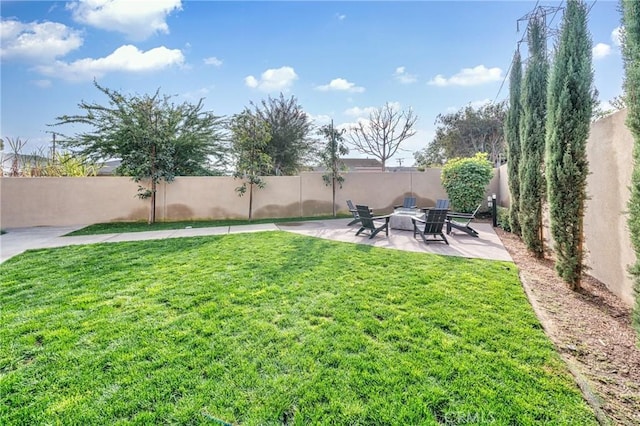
[346,102,417,171]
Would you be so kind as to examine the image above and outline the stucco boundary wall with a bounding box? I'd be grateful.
[0,168,499,229]
[498,109,635,306]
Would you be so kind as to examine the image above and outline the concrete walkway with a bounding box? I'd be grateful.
[0,219,512,264]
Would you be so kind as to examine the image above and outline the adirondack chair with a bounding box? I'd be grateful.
[422,199,450,213]
[355,205,391,239]
[446,204,481,237]
[435,199,450,209]
[411,208,449,244]
[346,200,372,226]
[394,196,417,210]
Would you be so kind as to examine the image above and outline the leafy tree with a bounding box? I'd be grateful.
[47,151,101,176]
[519,17,549,258]
[253,93,314,175]
[545,0,594,289]
[505,50,523,235]
[592,94,627,121]
[347,102,417,171]
[417,102,506,168]
[413,146,442,168]
[52,81,225,223]
[441,153,493,213]
[230,109,272,221]
[318,120,349,217]
[621,0,640,338]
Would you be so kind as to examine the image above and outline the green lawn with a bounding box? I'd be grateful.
[0,232,596,425]
[65,215,350,236]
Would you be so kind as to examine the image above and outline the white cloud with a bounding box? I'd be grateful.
[35,44,184,81]
[316,78,365,93]
[204,56,222,67]
[182,85,215,100]
[469,98,491,109]
[336,13,346,21]
[0,19,83,60]
[394,66,417,84]
[67,0,182,40]
[428,65,502,87]
[345,102,402,118]
[344,106,377,117]
[612,26,623,47]
[244,66,298,92]
[593,43,611,60]
[308,114,332,126]
[335,117,369,133]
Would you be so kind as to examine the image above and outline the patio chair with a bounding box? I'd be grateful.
[446,204,481,237]
[411,208,449,244]
[421,199,450,213]
[394,196,417,210]
[435,199,450,209]
[355,204,391,239]
[346,200,372,226]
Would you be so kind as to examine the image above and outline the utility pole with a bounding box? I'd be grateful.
[51,133,56,164]
[517,4,564,55]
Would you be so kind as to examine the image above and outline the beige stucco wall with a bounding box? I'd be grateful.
[496,109,635,306]
[0,169,503,228]
[0,177,148,227]
[584,110,635,305]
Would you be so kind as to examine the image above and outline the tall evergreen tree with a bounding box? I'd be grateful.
[519,17,549,258]
[505,50,523,235]
[546,0,594,289]
[621,0,640,336]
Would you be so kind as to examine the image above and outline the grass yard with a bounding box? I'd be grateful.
[65,215,349,236]
[0,232,596,425]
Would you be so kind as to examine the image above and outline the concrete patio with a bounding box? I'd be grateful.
[1,218,511,263]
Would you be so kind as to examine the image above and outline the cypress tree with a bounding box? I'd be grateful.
[505,50,523,235]
[545,0,594,290]
[519,17,549,258]
[621,0,640,337]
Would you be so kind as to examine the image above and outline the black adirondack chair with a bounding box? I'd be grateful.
[355,205,390,239]
[346,200,372,226]
[446,204,481,237]
[394,197,417,210]
[411,208,449,244]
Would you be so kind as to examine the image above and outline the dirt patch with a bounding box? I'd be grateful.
[495,228,640,425]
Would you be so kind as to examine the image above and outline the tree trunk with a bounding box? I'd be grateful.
[332,177,336,217]
[149,179,156,225]
[248,182,254,221]
[148,143,157,225]
[571,206,585,291]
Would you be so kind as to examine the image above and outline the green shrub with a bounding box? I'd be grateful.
[497,206,512,232]
[441,153,493,213]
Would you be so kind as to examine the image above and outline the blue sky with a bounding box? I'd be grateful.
[1,0,624,166]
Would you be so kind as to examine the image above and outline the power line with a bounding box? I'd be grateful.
[493,53,515,103]
[494,2,565,103]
